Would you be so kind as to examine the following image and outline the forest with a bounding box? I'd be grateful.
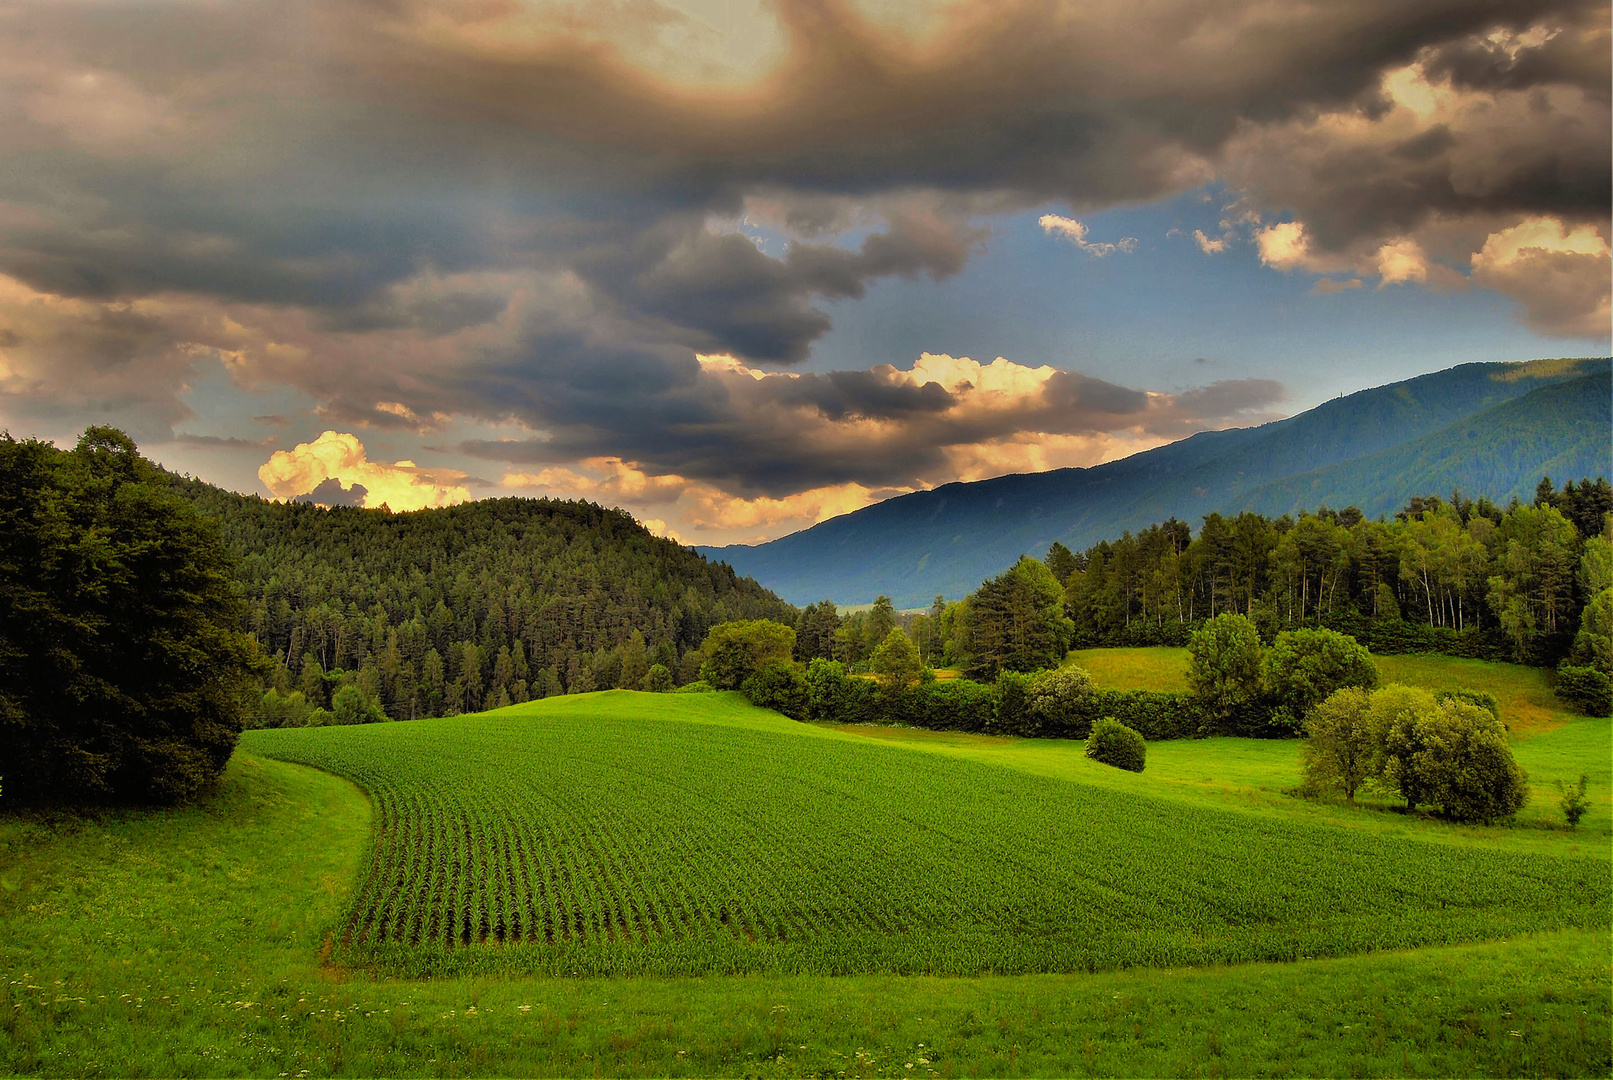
[165,476,793,726]
[869,478,1612,678]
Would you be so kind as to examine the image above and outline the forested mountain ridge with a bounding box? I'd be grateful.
[166,478,795,719]
[700,358,1612,606]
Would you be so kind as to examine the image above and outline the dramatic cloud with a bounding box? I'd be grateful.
[0,0,1605,535]
[259,431,471,512]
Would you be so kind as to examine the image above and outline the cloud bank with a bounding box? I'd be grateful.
[0,0,1604,537]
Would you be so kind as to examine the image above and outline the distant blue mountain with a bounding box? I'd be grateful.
[698,358,1611,607]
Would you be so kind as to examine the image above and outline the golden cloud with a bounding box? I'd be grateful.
[258,430,471,512]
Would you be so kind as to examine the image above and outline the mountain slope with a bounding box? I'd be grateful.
[700,358,1610,606]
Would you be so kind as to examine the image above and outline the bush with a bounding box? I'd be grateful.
[699,620,796,690]
[672,680,715,694]
[915,679,996,732]
[1558,774,1590,829]
[1188,614,1264,728]
[1262,628,1378,732]
[991,670,1036,736]
[1373,684,1442,810]
[871,629,923,690]
[1554,665,1612,717]
[1085,717,1146,772]
[740,662,810,720]
[641,663,673,692]
[1026,666,1095,731]
[801,658,878,724]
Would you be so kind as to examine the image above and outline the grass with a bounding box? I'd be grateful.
[2,740,1607,1078]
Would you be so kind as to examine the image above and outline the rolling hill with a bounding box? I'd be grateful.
[700,358,1612,606]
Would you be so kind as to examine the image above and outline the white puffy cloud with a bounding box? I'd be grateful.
[1040,214,1139,257]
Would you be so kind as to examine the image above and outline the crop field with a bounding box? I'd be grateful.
[243,691,1608,980]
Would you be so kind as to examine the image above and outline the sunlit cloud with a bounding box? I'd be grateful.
[259,431,472,512]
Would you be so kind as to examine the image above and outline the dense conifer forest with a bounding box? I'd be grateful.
[165,476,793,722]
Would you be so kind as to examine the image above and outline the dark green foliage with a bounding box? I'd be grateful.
[0,429,263,804]
[991,670,1035,736]
[740,662,810,720]
[1433,688,1501,722]
[1554,665,1612,717]
[1557,774,1590,828]
[1262,628,1379,731]
[1413,701,1530,824]
[1025,666,1095,731]
[641,663,673,692]
[963,556,1074,679]
[332,684,388,725]
[1085,717,1146,772]
[163,475,794,717]
[1189,614,1265,726]
[699,619,796,689]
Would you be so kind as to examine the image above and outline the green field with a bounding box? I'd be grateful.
[3,657,1611,1077]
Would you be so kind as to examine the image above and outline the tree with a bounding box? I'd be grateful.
[1557,774,1590,828]
[699,619,796,689]
[1301,687,1378,800]
[1262,628,1379,730]
[740,662,810,720]
[0,428,264,804]
[332,684,388,725]
[870,628,923,691]
[1410,699,1529,823]
[964,557,1074,678]
[1045,541,1079,584]
[864,596,898,654]
[641,663,673,692]
[1373,684,1441,810]
[1188,613,1264,727]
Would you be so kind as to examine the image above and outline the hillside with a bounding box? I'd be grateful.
[166,478,795,715]
[700,358,1611,606]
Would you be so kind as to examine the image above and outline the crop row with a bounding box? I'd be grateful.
[243,696,1610,977]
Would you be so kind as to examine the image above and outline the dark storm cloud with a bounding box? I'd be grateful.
[294,476,369,508]
[0,0,1605,493]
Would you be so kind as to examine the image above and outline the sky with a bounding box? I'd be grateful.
[0,0,1607,545]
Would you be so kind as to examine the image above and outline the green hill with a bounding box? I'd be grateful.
[164,480,795,713]
[241,690,1607,978]
[699,358,1611,606]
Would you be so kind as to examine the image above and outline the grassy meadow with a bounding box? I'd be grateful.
[2,652,1610,1077]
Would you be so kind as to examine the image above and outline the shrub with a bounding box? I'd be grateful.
[1188,614,1264,728]
[1262,628,1378,732]
[1085,717,1146,772]
[800,658,878,724]
[641,663,673,692]
[916,678,997,732]
[1301,687,1380,801]
[699,620,796,690]
[1026,666,1095,731]
[1554,665,1612,718]
[740,662,810,720]
[253,688,316,729]
[1558,774,1591,829]
[672,680,715,694]
[991,670,1037,736]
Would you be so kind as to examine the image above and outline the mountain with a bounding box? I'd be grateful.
[698,358,1611,607]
